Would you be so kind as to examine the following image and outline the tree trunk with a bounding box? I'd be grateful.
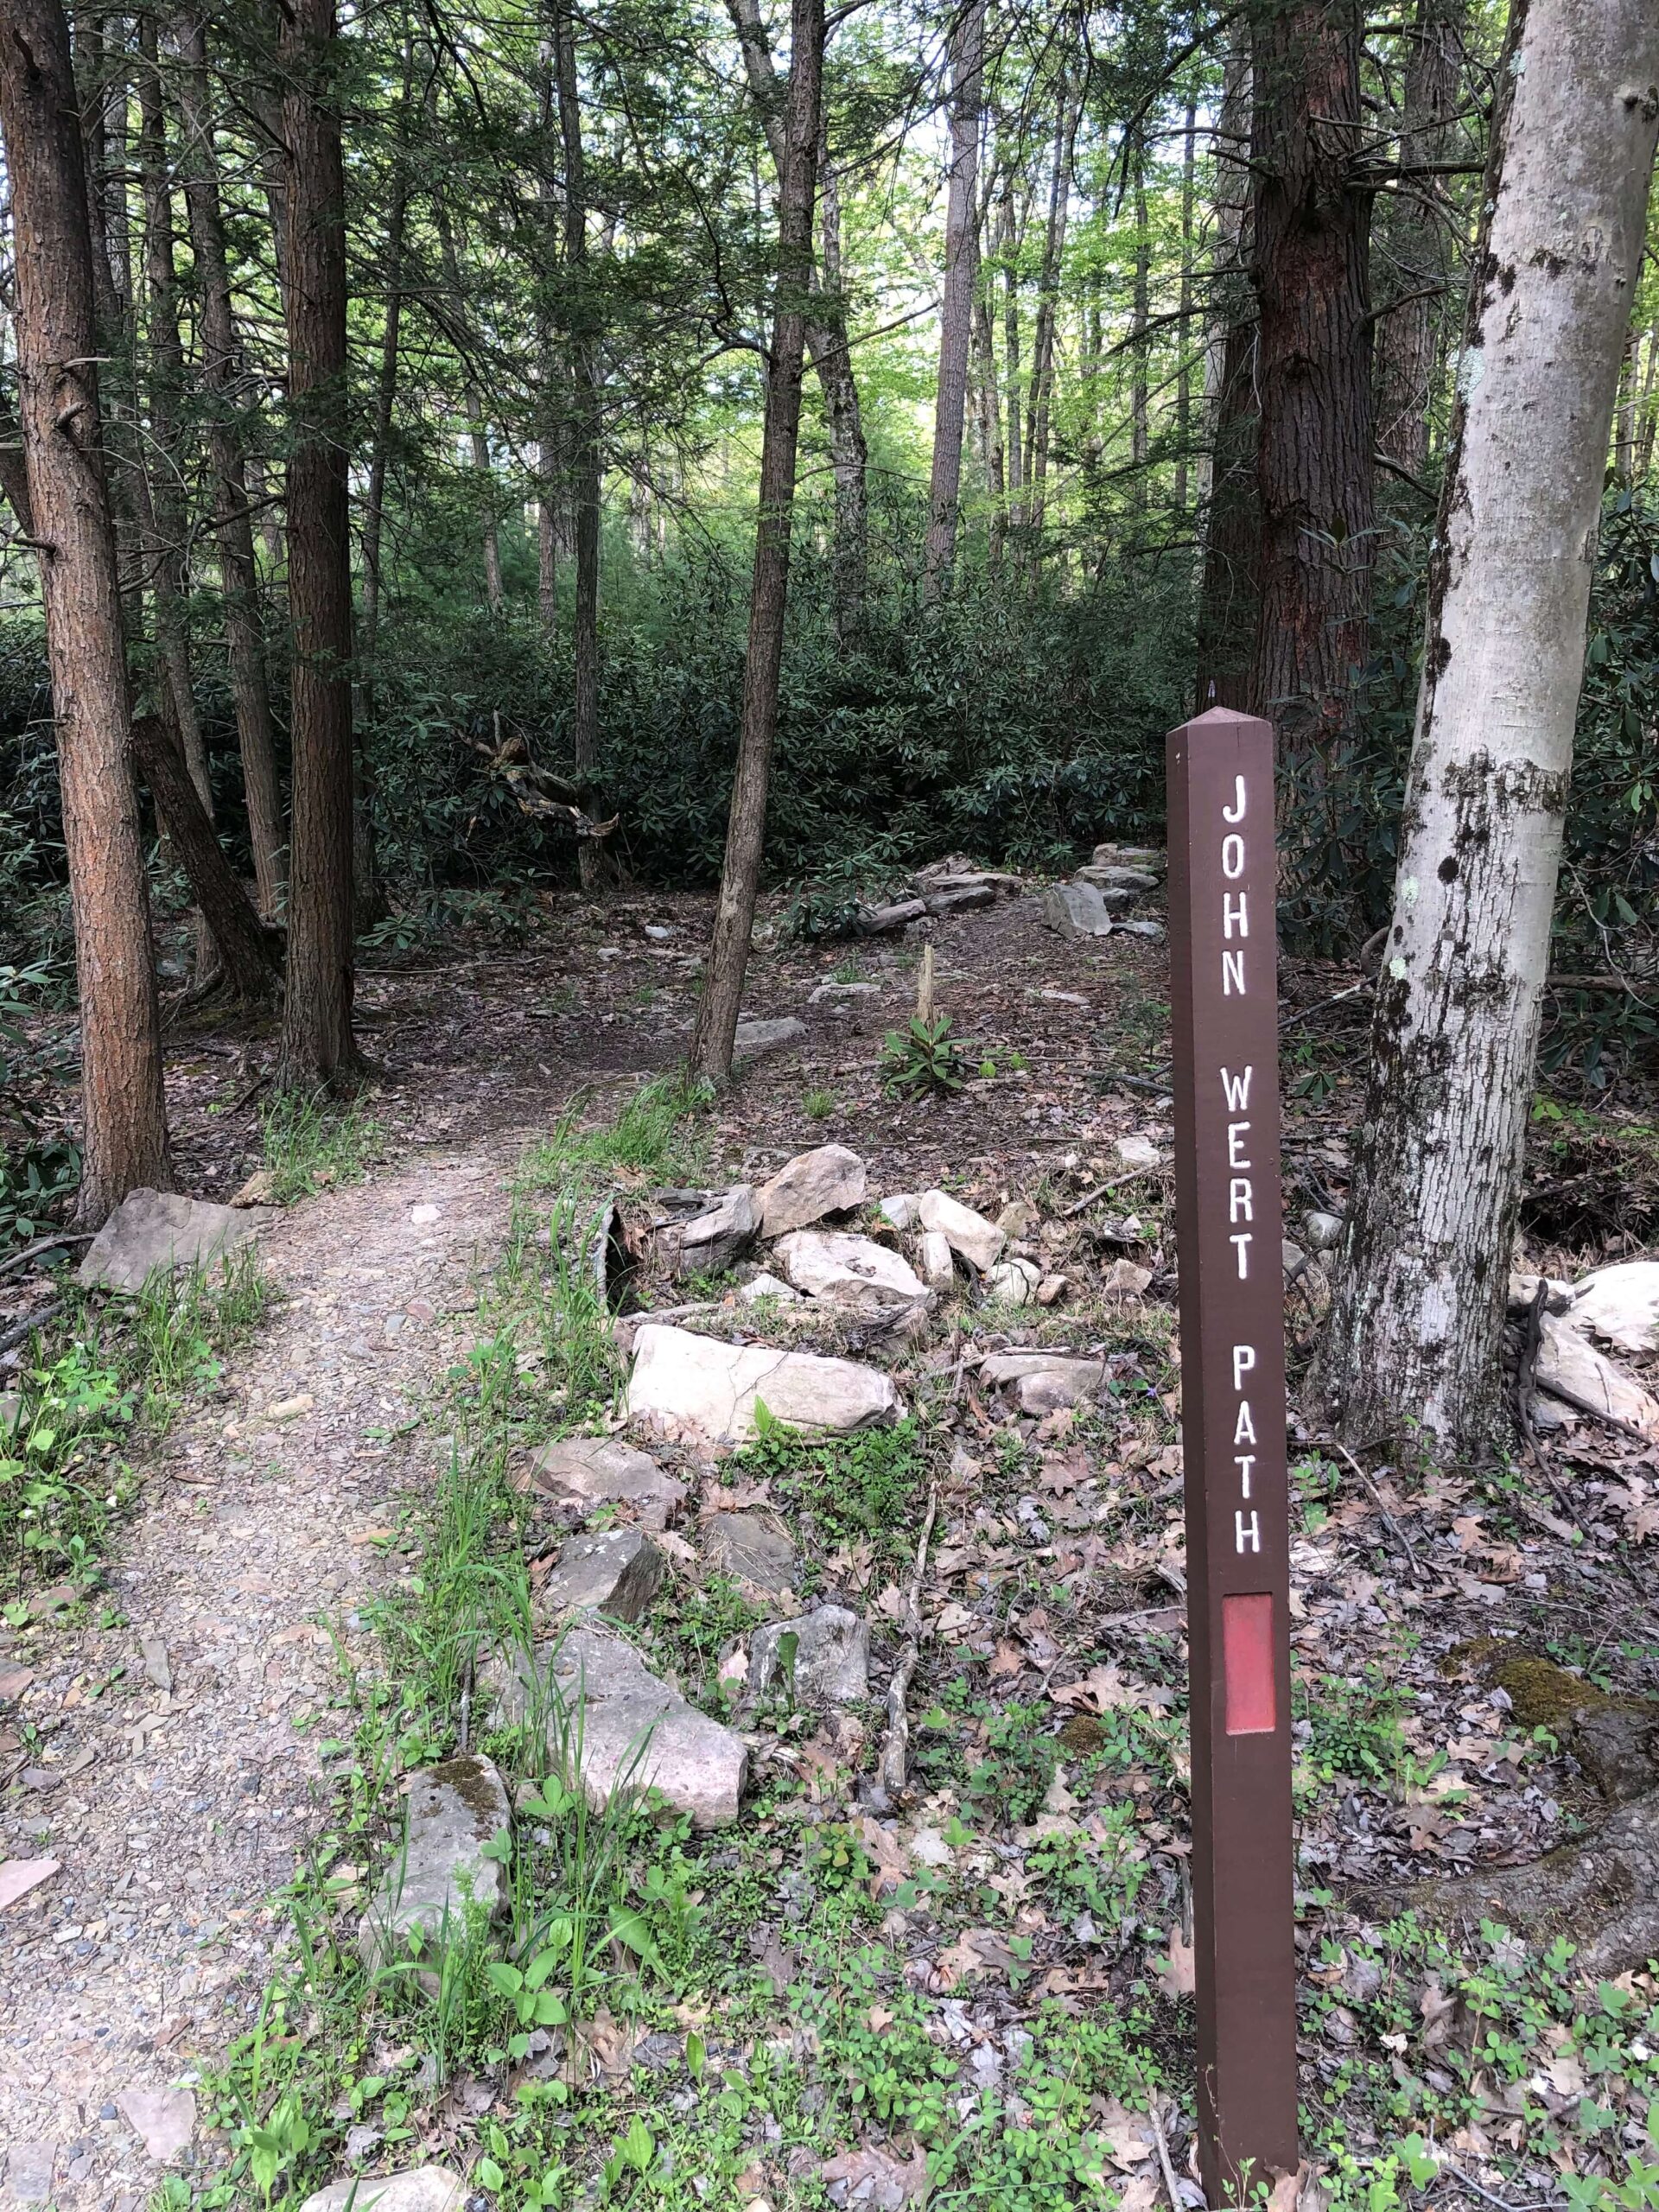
[691,0,823,1087]
[1375,0,1463,481]
[727,0,867,640]
[999,172,1024,534]
[435,202,504,613]
[175,12,286,921]
[0,0,169,1218]
[1637,325,1659,480]
[278,0,359,1085]
[554,0,603,893]
[1129,139,1150,500]
[1194,39,1255,709]
[974,272,1004,567]
[537,447,559,638]
[1323,0,1659,1459]
[1616,327,1641,486]
[1248,0,1376,820]
[1174,97,1197,512]
[130,713,280,1000]
[922,0,984,598]
[1026,84,1077,555]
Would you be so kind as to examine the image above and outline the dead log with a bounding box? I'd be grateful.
[130,713,282,1001]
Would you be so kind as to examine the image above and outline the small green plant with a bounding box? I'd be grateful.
[880,1013,965,1098]
[1299,1665,1406,1786]
[803,1086,837,1121]
[260,1090,383,1203]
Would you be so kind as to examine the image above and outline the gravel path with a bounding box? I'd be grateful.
[0,1136,521,2209]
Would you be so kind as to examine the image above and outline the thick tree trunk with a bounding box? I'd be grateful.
[435,203,504,613]
[922,0,983,598]
[1375,0,1463,482]
[1324,0,1659,1458]
[727,0,867,640]
[555,0,603,893]
[175,14,286,920]
[1026,85,1077,556]
[1194,41,1255,708]
[1248,0,1376,817]
[691,0,823,1087]
[999,175,1025,535]
[1,0,168,1218]
[130,714,280,1001]
[1129,143,1150,499]
[1174,97,1196,512]
[278,0,359,1085]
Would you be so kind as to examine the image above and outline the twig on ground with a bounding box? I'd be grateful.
[1096,1068,1169,1094]
[1332,1439,1422,1580]
[1529,1375,1653,1443]
[458,1646,476,1755]
[1440,2165,1548,2212]
[1278,980,1370,1036]
[0,1301,63,1357]
[1154,2103,1185,2212]
[880,1484,939,1796]
[1061,1162,1162,1217]
[0,1232,93,1281]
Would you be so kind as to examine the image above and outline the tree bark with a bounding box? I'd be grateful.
[922,0,984,598]
[0,0,169,1218]
[1129,137,1150,501]
[1323,0,1659,1458]
[1194,38,1255,709]
[1174,96,1197,513]
[1025,82,1077,555]
[1247,0,1376,817]
[727,0,867,640]
[691,0,823,1086]
[174,11,286,921]
[278,0,359,1085]
[129,714,280,1000]
[435,201,504,613]
[1375,0,1463,481]
[999,171,1025,533]
[554,0,603,892]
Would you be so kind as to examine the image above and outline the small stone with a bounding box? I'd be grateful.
[1102,1258,1153,1296]
[139,1637,171,1694]
[229,1168,276,1207]
[918,1230,955,1295]
[4,2143,56,2206]
[917,1189,1004,1272]
[298,2170,467,2212]
[1116,918,1166,941]
[748,1606,869,1706]
[0,1857,60,1909]
[809,981,880,1004]
[358,1755,512,1974]
[704,1512,798,1597]
[1303,1210,1344,1251]
[656,1185,756,1276]
[626,1324,902,1443]
[774,1230,928,1313]
[1281,1240,1309,1278]
[78,1188,273,1294]
[1114,1135,1164,1170]
[740,1270,804,1304]
[410,1204,441,1224]
[265,1393,315,1423]
[879,1192,920,1230]
[995,1200,1038,1239]
[537,1529,665,1626]
[733,1017,807,1058]
[1036,1274,1066,1306]
[644,923,677,941]
[986,1256,1039,1305]
[980,1351,1109,1406]
[519,1433,685,1527]
[116,2088,195,2164]
[756,1144,868,1236]
[1040,882,1115,938]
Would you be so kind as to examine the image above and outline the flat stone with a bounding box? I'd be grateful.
[1536,1315,1659,1440]
[655,1184,756,1276]
[1091,842,1166,875]
[487,1627,747,1829]
[1041,882,1115,938]
[299,2171,467,2212]
[733,1017,807,1058]
[757,1143,868,1236]
[1115,918,1166,941]
[749,1606,869,1706]
[358,1754,512,1973]
[922,885,995,916]
[980,1351,1110,1409]
[1078,864,1159,894]
[518,1434,686,1528]
[626,1324,902,1444]
[917,1189,1004,1273]
[985,1257,1039,1305]
[115,2088,195,2164]
[918,1230,955,1294]
[1508,1271,1573,1314]
[809,981,880,1003]
[860,899,926,933]
[537,1529,665,1625]
[77,1188,273,1294]
[3,2143,55,2206]
[774,1230,928,1313]
[1570,1262,1659,1354]
[740,1270,803,1303]
[1115,1135,1164,1170]
[704,1511,798,1596]
[917,868,1021,895]
[879,1192,920,1230]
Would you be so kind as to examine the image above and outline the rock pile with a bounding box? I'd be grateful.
[1040,842,1166,943]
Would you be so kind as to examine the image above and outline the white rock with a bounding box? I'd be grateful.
[809,980,880,1003]
[879,1192,920,1230]
[774,1230,927,1313]
[986,1257,1039,1305]
[1569,1262,1659,1354]
[78,1188,273,1294]
[519,1434,685,1526]
[536,1529,665,1626]
[1114,1135,1164,1170]
[358,1755,512,1973]
[918,1230,956,1294]
[757,1143,868,1236]
[748,1606,869,1706]
[487,1627,747,1828]
[1536,1314,1659,1441]
[980,1351,1109,1406]
[300,2169,467,2212]
[1303,1211,1344,1251]
[1041,882,1115,938]
[626,1324,902,1444]
[741,1270,804,1304]
[1092,842,1166,875]
[917,1189,1005,1272]
[1102,1258,1153,1296]
[1508,1271,1574,1315]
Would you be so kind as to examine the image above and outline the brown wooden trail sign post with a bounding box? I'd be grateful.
[1166,707,1300,2200]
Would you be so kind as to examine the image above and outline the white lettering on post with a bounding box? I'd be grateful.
[1236,1510,1261,1554]
[1226,1122,1252,1168]
[1235,1454,1256,1498]
[1231,1345,1256,1391]
[1234,1401,1256,1446]
[1222,833,1246,880]
[1229,1177,1254,1224]
[1221,1065,1253,1112]
[1230,1232,1252,1278]
[1222,774,1247,823]
[1224,892,1249,940]
[1223,950,1246,996]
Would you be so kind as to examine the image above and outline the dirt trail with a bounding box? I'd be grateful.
[0,1136,524,2209]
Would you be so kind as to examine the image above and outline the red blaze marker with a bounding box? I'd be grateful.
[1166,708,1299,2200]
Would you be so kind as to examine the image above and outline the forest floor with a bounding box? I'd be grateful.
[5,880,1659,2212]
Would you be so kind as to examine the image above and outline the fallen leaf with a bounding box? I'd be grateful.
[988,1640,1024,1678]
[0,1857,60,1910]
[1159,1925,1196,1998]
[816,2141,931,2207]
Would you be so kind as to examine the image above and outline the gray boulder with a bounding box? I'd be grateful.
[1078,864,1159,895]
[809,981,880,1005]
[1091,842,1166,875]
[626,1323,902,1443]
[358,1755,512,1975]
[922,885,995,916]
[733,1017,807,1058]
[537,1528,665,1626]
[654,1184,756,1276]
[78,1187,274,1294]
[704,1510,798,1597]
[757,1143,868,1236]
[520,1434,686,1528]
[749,1605,869,1707]
[300,2171,466,2212]
[486,1626,747,1828]
[859,899,927,934]
[773,1229,928,1313]
[1041,883,1116,939]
